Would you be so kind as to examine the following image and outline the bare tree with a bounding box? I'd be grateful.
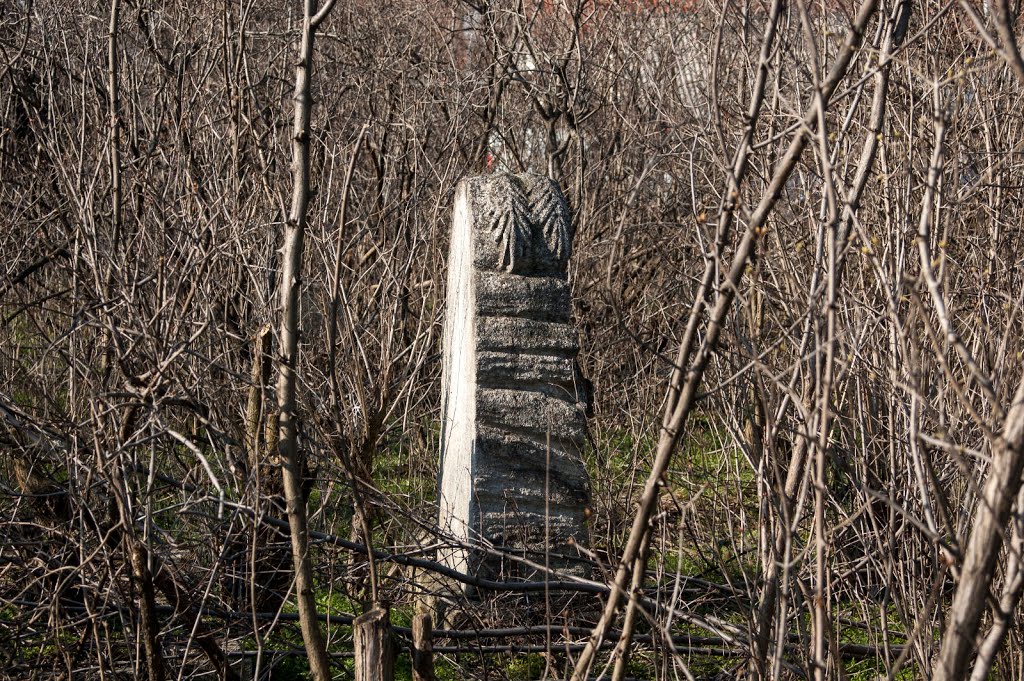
[274,0,338,678]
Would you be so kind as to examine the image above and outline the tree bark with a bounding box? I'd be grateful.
[274,1,335,679]
[934,378,1024,680]
[968,486,1024,681]
[128,541,166,681]
[354,606,394,681]
[412,612,435,681]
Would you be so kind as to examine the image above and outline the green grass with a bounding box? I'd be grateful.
[504,653,545,679]
[373,423,440,506]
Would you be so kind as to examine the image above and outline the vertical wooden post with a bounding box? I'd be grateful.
[353,605,394,681]
[412,613,435,681]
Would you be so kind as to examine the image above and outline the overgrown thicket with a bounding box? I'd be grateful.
[5,0,1024,678]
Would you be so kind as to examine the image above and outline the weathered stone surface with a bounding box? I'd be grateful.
[438,173,591,584]
[476,317,578,354]
[478,510,584,549]
[477,388,587,441]
[470,174,574,276]
[476,351,577,387]
[476,272,570,322]
[472,427,590,511]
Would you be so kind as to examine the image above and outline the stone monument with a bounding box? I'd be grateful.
[438,173,591,584]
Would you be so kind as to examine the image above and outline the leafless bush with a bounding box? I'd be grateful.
[7,0,1024,679]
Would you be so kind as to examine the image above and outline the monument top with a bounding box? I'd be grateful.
[469,173,575,276]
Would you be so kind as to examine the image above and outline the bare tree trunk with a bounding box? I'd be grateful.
[245,325,272,468]
[245,325,292,616]
[127,541,166,681]
[353,606,394,681]
[969,486,1024,681]
[570,2,878,677]
[107,462,167,681]
[412,613,435,681]
[105,0,122,301]
[934,378,1024,680]
[749,8,897,672]
[275,1,336,679]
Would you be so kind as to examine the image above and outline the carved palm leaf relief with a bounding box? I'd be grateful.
[527,179,572,266]
[486,176,531,272]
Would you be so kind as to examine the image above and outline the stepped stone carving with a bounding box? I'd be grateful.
[438,173,592,584]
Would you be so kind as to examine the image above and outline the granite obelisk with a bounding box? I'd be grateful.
[438,173,591,583]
